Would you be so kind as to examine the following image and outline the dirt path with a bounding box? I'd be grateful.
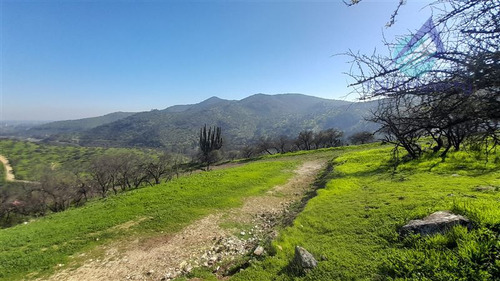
[45,160,326,281]
[0,155,16,181]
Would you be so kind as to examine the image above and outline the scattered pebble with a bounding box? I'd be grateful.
[253,246,265,256]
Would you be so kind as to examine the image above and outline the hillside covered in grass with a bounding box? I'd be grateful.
[230,146,500,281]
[0,159,298,280]
[0,144,498,280]
[0,140,155,181]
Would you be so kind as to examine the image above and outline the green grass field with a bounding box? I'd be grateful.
[0,140,157,181]
[0,159,298,280]
[0,140,104,181]
[1,142,499,280]
[230,146,500,281]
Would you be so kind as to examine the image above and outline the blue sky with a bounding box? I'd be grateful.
[1,0,434,121]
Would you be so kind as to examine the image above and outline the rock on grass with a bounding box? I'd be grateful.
[292,246,317,273]
[400,211,472,236]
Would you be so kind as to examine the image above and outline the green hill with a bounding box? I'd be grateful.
[26,112,135,138]
[77,94,378,149]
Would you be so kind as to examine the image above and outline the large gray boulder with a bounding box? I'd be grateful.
[400,211,472,236]
[292,246,317,272]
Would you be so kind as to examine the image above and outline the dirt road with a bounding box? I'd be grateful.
[0,155,15,181]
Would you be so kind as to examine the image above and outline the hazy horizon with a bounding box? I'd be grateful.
[1,92,355,122]
[1,0,434,121]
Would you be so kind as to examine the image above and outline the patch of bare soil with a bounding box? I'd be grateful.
[0,155,16,181]
[44,160,326,281]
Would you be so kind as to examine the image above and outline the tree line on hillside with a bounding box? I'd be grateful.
[0,151,186,227]
[346,0,499,160]
[226,129,375,160]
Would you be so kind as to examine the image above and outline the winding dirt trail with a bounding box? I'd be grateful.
[0,155,16,181]
[44,160,326,281]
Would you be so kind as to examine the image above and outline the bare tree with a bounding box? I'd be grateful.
[349,131,375,145]
[240,144,255,159]
[345,0,500,158]
[256,136,277,155]
[370,98,423,159]
[296,131,314,150]
[145,152,173,185]
[36,168,81,212]
[314,129,344,148]
[276,135,294,153]
[114,151,149,190]
[89,155,115,198]
[225,150,239,161]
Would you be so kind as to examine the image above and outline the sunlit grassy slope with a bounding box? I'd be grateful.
[0,140,153,181]
[230,146,500,281]
[2,144,499,280]
[0,160,298,280]
[0,140,106,181]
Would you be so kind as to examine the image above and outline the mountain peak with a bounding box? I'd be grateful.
[196,96,228,108]
[202,96,224,103]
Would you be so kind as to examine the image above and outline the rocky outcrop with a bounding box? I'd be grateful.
[400,211,472,236]
[292,246,317,272]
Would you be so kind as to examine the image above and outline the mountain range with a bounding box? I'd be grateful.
[26,112,136,136]
[19,94,379,151]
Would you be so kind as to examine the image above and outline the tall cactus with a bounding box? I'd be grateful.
[199,125,223,155]
[198,125,223,170]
